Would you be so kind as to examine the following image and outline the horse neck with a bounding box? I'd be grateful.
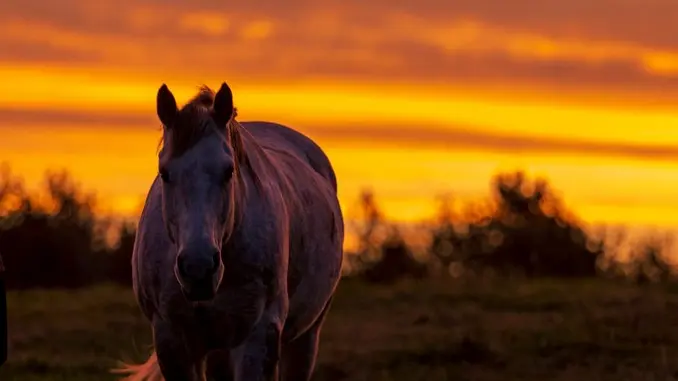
[223,125,289,255]
[221,168,267,257]
[222,125,260,246]
[229,122,269,192]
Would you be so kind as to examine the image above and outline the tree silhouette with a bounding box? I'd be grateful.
[429,171,604,278]
[349,190,427,283]
[0,166,135,289]
[0,164,673,289]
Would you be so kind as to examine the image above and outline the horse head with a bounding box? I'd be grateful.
[155,83,243,302]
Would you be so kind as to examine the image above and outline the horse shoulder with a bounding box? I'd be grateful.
[133,178,173,319]
[234,178,292,304]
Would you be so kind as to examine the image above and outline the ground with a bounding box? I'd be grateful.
[2,277,678,380]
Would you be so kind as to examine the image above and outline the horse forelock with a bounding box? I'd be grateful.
[159,86,242,160]
[159,86,215,158]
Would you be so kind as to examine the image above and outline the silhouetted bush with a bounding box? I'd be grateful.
[429,172,604,278]
[361,227,428,284]
[105,220,136,285]
[348,190,429,283]
[428,195,492,277]
[348,171,678,283]
[0,163,675,289]
[0,165,134,289]
[597,228,676,284]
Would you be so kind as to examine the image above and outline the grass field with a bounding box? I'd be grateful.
[2,277,678,380]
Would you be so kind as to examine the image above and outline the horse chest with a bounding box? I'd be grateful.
[189,304,262,350]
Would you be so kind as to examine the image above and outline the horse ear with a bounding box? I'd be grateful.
[213,82,234,127]
[157,84,178,128]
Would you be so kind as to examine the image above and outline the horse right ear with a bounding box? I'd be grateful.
[157,84,178,128]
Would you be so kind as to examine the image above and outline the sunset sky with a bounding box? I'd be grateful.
[2,0,678,229]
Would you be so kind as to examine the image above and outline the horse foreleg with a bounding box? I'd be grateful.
[153,318,206,381]
[280,297,333,381]
[231,315,283,381]
[279,327,320,381]
[205,350,235,381]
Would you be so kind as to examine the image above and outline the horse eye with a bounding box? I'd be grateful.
[159,168,171,183]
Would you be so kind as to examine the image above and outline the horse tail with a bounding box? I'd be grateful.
[111,351,164,381]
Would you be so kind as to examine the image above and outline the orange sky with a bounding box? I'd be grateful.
[2,0,678,229]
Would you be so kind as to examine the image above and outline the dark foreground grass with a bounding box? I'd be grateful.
[3,277,678,380]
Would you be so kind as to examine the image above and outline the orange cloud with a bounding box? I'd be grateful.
[240,20,274,40]
[179,12,231,36]
[4,66,678,147]
[6,107,678,163]
[0,0,677,92]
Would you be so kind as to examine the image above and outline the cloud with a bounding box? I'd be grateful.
[4,107,678,162]
[0,108,152,127]
[312,124,678,162]
[0,0,677,93]
[356,0,678,50]
[4,0,676,50]
[0,40,101,64]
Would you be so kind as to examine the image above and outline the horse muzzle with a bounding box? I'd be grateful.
[174,248,223,302]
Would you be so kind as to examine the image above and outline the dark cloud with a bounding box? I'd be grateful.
[310,124,678,163]
[3,108,678,162]
[0,39,103,64]
[4,25,676,95]
[2,0,677,48]
[356,0,678,50]
[0,108,153,128]
[292,44,678,90]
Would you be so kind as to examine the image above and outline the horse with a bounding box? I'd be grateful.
[113,82,344,381]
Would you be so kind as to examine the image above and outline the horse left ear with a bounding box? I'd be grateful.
[157,84,178,128]
[213,82,235,127]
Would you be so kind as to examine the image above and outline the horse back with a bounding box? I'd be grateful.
[240,121,338,192]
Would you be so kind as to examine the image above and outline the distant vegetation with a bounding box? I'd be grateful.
[0,163,675,289]
[0,164,133,289]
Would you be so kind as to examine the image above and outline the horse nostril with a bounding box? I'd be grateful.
[212,250,221,273]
